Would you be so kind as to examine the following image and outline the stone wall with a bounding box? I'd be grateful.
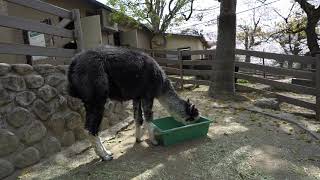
[0,63,130,179]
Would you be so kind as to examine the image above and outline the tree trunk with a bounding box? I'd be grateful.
[306,16,320,55]
[209,0,237,96]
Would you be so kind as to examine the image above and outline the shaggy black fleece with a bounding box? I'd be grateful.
[68,45,171,135]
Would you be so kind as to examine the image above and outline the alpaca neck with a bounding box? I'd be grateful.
[157,81,185,120]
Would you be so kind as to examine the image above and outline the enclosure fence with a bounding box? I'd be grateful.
[144,48,320,121]
[0,0,83,64]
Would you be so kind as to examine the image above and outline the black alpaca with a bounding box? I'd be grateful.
[68,45,199,160]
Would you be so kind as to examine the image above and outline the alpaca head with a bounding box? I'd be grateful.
[171,99,200,125]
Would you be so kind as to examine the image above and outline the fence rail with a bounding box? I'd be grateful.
[146,48,319,120]
[0,0,83,64]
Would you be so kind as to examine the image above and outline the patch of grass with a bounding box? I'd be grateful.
[316,129,320,133]
[237,79,249,84]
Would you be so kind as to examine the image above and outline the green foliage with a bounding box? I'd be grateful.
[272,11,308,55]
[105,0,195,34]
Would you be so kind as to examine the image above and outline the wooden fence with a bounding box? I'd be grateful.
[0,0,83,64]
[145,49,320,120]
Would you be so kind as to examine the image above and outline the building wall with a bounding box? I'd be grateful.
[136,29,152,49]
[119,29,138,47]
[165,36,206,60]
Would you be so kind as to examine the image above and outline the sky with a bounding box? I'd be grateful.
[96,0,315,52]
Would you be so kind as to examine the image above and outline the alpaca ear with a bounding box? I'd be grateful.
[187,99,190,104]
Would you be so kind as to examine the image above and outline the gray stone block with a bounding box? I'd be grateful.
[38,85,58,102]
[7,107,31,128]
[0,129,19,156]
[0,159,14,179]
[1,75,26,91]
[15,91,36,106]
[65,112,82,130]
[0,88,13,106]
[32,99,52,121]
[61,131,75,147]
[24,75,44,89]
[0,63,11,76]
[19,121,47,145]
[11,64,33,75]
[45,73,66,87]
[14,147,40,168]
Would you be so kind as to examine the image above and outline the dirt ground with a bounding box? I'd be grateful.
[19,86,320,180]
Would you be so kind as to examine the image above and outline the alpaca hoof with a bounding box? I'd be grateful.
[101,154,113,161]
[151,139,159,146]
[106,150,113,156]
[136,138,142,143]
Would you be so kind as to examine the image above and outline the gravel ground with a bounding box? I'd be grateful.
[19,86,320,180]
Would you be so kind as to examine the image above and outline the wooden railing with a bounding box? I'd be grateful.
[145,48,320,120]
[0,0,83,64]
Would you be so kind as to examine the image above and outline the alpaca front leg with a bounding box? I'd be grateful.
[133,99,144,142]
[142,98,158,145]
[85,103,113,161]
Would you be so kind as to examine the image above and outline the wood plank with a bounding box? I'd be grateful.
[0,14,73,38]
[169,77,211,86]
[235,49,316,64]
[56,18,72,28]
[236,84,316,111]
[182,60,212,65]
[72,9,84,52]
[316,56,320,120]
[277,94,317,111]
[181,49,216,56]
[235,72,317,95]
[154,57,179,64]
[235,62,315,80]
[6,0,72,19]
[183,69,211,76]
[162,67,180,75]
[145,49,178,55]
[0,42,76,57]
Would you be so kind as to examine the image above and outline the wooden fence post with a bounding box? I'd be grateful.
[72,9,84,52]
[178,50,184,90]
[316,54,320,121]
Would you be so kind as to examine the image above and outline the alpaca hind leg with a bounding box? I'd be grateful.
[133,99,144,142]
[85,102,113,161]
[142,98,158,145]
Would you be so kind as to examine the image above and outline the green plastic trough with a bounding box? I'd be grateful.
[152,116,213,146]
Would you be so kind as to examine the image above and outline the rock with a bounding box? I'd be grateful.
[19,121,46,145]
[0,159,14,179]
[15,91,36,106]
[0,63,10,76]
[56,65,69,74]
[254,98,280,110]
[0,129,19,156]
[0,88,13,106]
[61,131,75,147]
[65,112,82,130]
[56,81,68,95]
[45,73,65,87]
[38,85,58,102]
[48,96,68,114]
[1,75,26,91]
[7,107,31,128]
[32,99,52,121]
[33,64,56,75]
[74,128,87,141]
[43,136,61,156]
[11,64,33,75]
[14,147,40,168]
[48,113,65,137]
[24,75,44,89]
[67,96,83,111]
[34,136,61,158]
